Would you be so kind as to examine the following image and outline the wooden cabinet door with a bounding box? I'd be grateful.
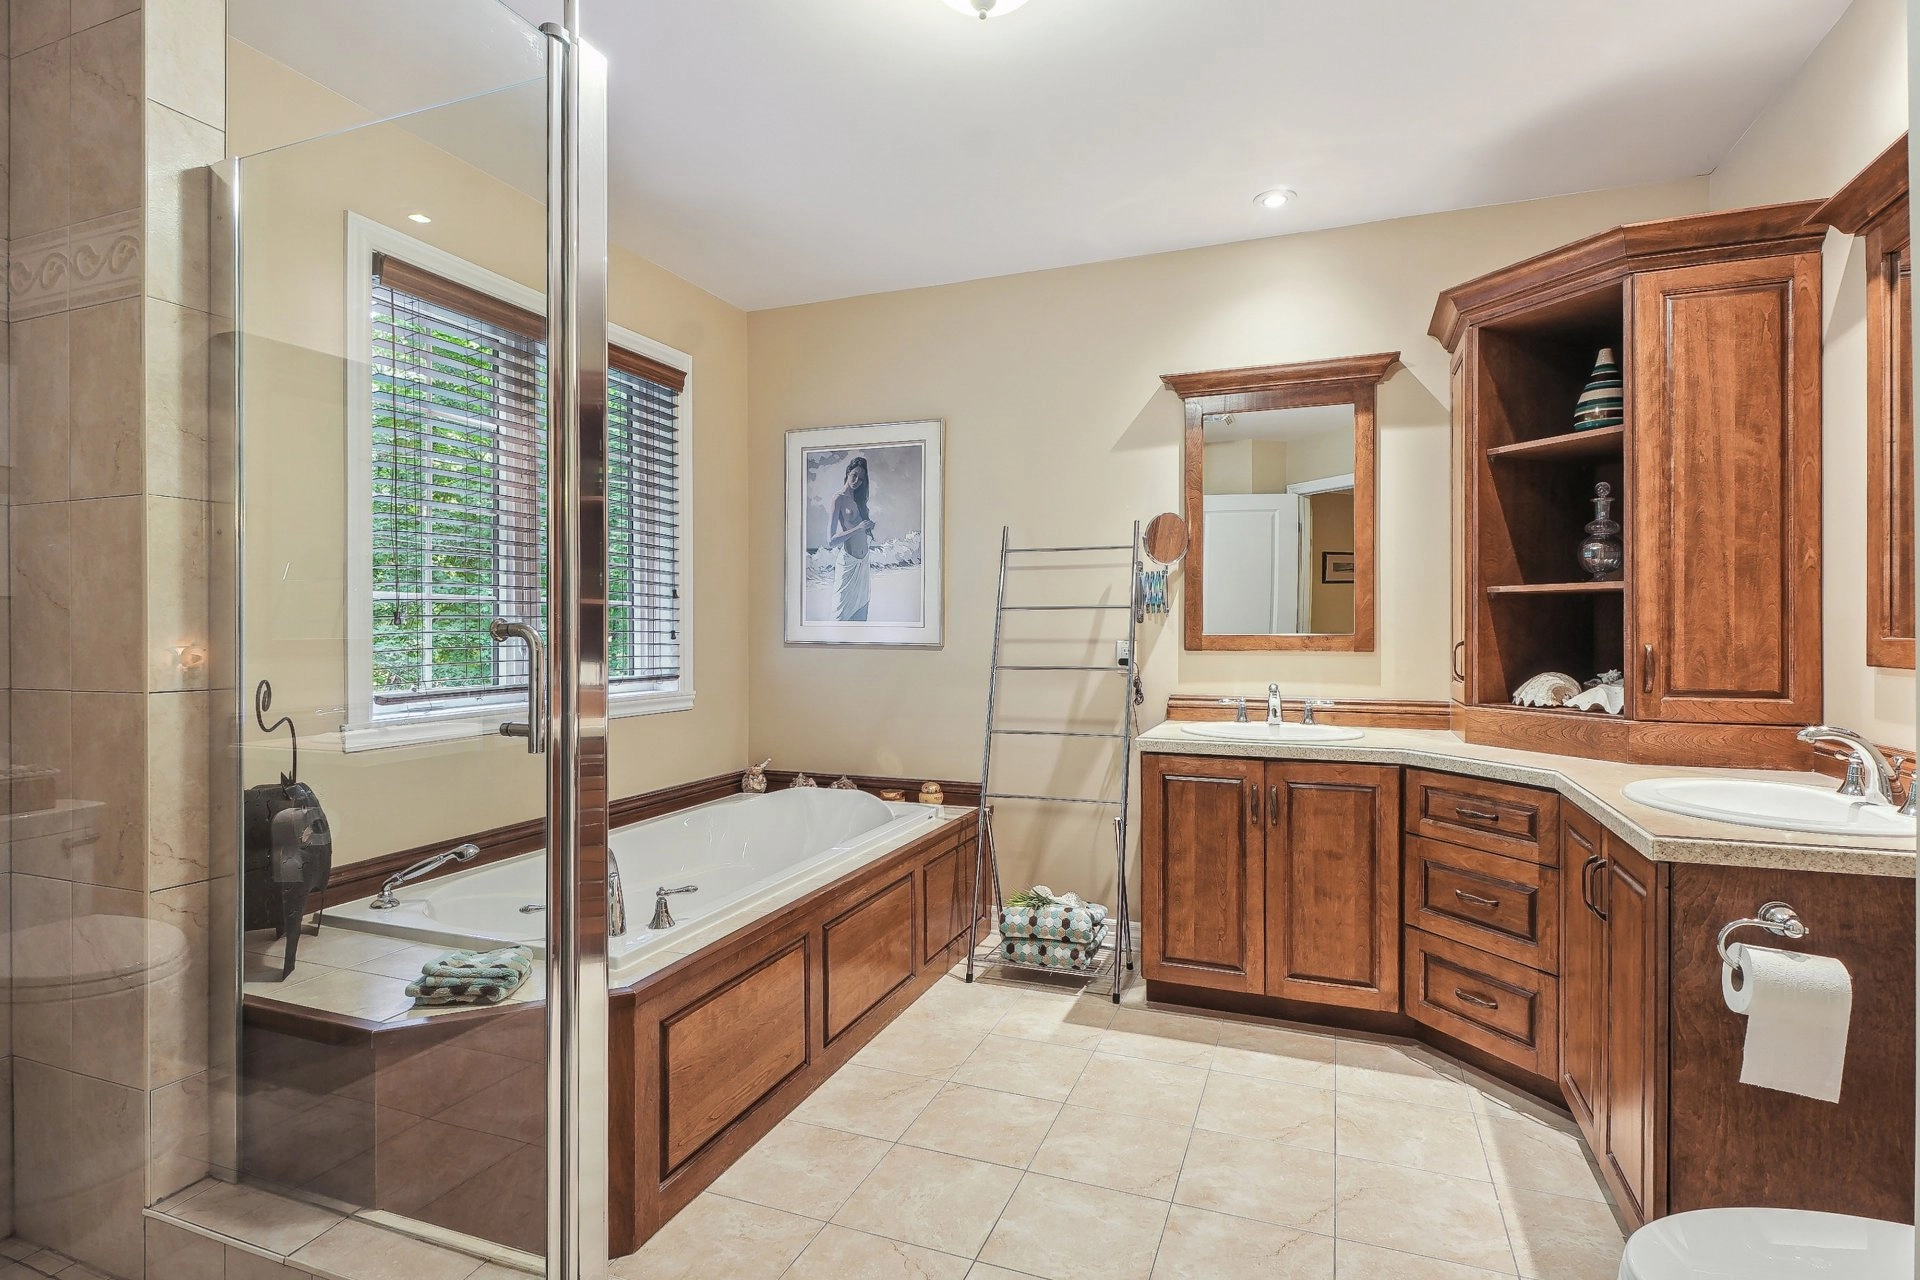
[1141,754,1264,992]
[1629,253,1822,724]
[1263,762,1401,1010]
[1557,805,1608,1145]
[1449,343,1470,704]
[1601,836,1664,1225]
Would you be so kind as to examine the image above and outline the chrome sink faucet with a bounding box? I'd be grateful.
[1796,725,1899,806]
[1267,683,1284,726]
[370,842,480,909]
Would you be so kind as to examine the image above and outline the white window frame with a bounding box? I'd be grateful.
[341,212,695,752]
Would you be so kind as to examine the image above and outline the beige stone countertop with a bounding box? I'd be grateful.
[1138,722,1917,878]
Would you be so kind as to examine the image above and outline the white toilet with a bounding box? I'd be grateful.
[1620,1207,1913,1279]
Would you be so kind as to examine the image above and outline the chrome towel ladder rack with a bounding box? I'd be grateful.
[965,523,1142,1003]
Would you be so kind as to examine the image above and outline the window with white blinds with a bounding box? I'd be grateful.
[352,236,691,739]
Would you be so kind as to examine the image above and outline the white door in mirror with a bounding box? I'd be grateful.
[1621,777,1917,838]
[1181,722,1365,744]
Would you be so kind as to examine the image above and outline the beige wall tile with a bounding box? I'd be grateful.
[10,498,72,691]
[225,1245,306,1280]
[10,37,70,238]
[9,689,74,875]
[69,209,141,308]
[146,101,222,312]
[10,226,70,320]
[11,0,70,57]
[11,311,70,503]
[149,1070,212,1202]
[12,1058,77,1243]
[148,689,209,886]
[69,297,142,496]
[69,11,141,222]
[147,495,209,690]
[145,298,210,498]
[70,495,146,691]
[68,690,147,887]
[147,1218,226,1280]
[70,880,147,1088]
[149,878,211,1087]
[0,1060,12,1238]
[64,1070,149,1278]
[143,0,222,129]
[72,0,139,30]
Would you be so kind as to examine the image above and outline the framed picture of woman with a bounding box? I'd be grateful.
[784,420,944,647]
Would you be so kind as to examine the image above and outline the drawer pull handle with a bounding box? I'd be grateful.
[1454,988,1499,1010]
[1453,805,1501,823]
[1453,890,1500,910]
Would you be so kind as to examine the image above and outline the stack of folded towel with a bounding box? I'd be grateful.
[998,889,1108,973]
[407,946,534,1007]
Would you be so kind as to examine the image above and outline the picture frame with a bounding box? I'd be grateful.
[1321,550,1356,584]
[784,420,945,647]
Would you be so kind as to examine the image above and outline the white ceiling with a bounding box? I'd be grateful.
[239,0,1852,311]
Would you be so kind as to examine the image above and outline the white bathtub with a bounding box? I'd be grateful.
[324,788,947,983]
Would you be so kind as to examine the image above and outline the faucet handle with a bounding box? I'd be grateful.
[1217,696,1248,723]
[1302,699,1335,726]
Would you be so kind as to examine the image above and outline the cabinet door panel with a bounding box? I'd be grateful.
[1141,754,1264,992]
[1265,763,1400,1010]
[1630,253,1822,723]
[1602,837,1663,1224]
[1557,806,1607,1144]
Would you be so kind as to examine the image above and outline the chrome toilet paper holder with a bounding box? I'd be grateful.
[1715,901,1809,973]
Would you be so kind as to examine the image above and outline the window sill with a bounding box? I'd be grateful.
[335,689,694,754]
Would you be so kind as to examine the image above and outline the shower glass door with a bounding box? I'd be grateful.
[218,3,610,1275]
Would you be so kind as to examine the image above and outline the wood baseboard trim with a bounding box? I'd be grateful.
[760,770,982,809]
[319,768,978,910]
[1165,695,1450,729]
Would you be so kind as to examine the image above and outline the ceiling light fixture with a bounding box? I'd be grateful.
[408,212,432,224]
[1254,188,1297,211]
[940,0,1032,19]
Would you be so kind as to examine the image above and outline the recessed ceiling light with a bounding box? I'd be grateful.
[940,0,1032,18]
[408,212,432,224]
[1254,188,1297,211]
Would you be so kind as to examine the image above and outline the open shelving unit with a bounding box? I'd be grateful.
[1466,282,1627,715]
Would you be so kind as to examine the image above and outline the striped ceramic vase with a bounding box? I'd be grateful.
[1573,348,1624,431]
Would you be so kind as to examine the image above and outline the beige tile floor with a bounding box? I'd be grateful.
[617,967,1629,1280]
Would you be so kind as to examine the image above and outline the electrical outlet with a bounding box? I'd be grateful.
[1115,639,1132,667]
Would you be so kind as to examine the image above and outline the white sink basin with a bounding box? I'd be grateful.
[1181,722,1366,745]
[1621,777,1916,839]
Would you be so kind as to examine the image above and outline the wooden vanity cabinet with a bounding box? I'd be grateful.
[1141,754,1399,1010]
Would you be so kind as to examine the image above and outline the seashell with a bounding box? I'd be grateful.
[1512,671,1580,708]
[790,772,818,788]
[918,782,945,805]
[829,776,859,790]
[1585,669,1624,688]
[1568,683,1625,715]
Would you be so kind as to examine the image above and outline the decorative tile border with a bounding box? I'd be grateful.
[10,226,69,320]
[9,211,143,320]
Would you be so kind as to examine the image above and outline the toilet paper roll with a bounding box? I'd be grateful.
[1722,942,1853,1103]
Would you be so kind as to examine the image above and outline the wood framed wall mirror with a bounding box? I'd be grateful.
[1818,135,1913,669]
[1162,353,1398,652]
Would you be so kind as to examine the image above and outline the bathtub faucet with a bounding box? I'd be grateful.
[608,862,626,938]
[649,884,699,930]
[369,842,480,910]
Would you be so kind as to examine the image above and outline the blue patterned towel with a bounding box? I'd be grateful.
[1001,925,1107,972]
[998,900,1109,945]
[408,946,533,1006]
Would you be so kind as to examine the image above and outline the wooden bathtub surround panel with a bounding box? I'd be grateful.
[1403,926,1559,1080]
[1264,763,1401,1010]
[1162,694,1450,728]
[1162,353,1398,654]
[1140,754,1265,992]
[1404,835,1559,973]
[922,836,985,965]
[1819,135,1915,670]
[659,940,812,1174]
[1404,769,1558,866]
[823,875,917,1042]
[1629,253,1823,724]
[1664,863,1916,1224]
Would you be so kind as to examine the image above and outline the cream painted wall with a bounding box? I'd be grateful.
[233,46,751,865]
[746,178,1709,900]
[1709,0,1913,751]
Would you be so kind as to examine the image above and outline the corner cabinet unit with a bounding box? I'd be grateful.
[1431,204,1827,765]
[1141,753,1400,1010]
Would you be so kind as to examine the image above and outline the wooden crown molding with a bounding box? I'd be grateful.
[1428,201,1829,350]
[1814,134,1909,236]
[1160,352,1401,404]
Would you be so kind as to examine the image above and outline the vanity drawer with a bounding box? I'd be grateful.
[1403,927,1559,1080]
[1403,836,1558,973]
[1404,770,1559,866]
